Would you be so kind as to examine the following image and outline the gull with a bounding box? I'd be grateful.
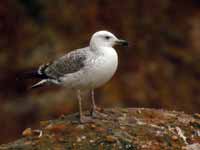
[23,30,128,123]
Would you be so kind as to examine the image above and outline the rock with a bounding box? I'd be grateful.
[105,135,118,143]
[1,108,200,150]
[40,121,49,127]
[184,143,200,150]
[89,139,94,143]
[90,124,96,129]
[172,135,178,141]
[193,114,200,119]
[22,128,32,137]
[76,137,81,142]
[45,124,66,132]
[81,135,86,140]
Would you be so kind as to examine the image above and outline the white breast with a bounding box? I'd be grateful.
[85,47,118,88]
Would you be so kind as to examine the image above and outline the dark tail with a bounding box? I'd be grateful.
[17,70,48,81]
[17,67,49,89]
[17,64,51,89]
[17,63,50,80]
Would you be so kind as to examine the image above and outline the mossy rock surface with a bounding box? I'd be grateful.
[0,108,200,150]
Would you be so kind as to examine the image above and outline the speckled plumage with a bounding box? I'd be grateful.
[42,48,87,80]
[28,30,128,123]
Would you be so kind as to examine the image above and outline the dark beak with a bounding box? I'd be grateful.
[115,39,128,46]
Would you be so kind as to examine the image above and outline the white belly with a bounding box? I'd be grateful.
[60,48,118,90]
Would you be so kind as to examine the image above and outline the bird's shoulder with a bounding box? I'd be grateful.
[58,47,89,63]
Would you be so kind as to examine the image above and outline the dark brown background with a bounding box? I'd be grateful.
[0,0,200,144]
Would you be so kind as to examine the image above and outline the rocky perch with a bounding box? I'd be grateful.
[0,108,200,150]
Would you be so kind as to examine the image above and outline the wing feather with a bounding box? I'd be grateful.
[44,49,87,79]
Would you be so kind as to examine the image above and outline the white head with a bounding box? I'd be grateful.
[90,30,128,50]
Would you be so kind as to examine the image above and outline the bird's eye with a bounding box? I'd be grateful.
[105,36,111,40]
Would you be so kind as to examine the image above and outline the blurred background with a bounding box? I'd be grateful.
[0,0,200,144]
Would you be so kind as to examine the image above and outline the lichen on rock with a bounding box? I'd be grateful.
[0,108,199,150]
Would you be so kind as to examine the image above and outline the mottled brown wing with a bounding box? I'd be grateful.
[43,49,87,79]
